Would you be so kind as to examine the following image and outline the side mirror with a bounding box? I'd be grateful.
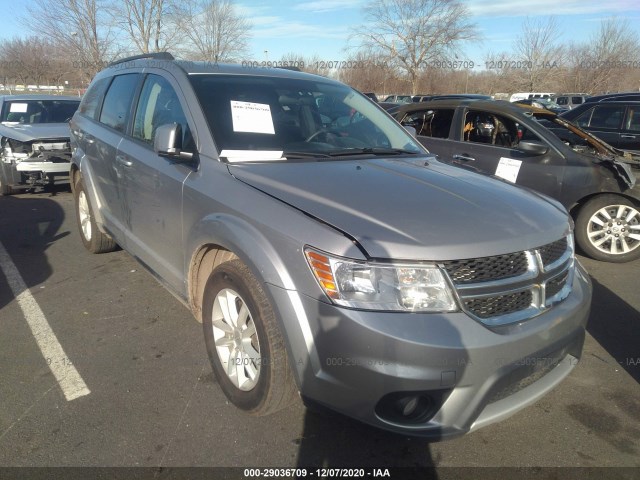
[154,123,194,161]
[518,140,548,156]
[404,125,417,138]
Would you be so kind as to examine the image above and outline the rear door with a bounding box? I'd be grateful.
[116,73,197,292]
[82,74,141,242]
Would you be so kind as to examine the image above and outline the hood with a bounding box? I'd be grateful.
[0,123,71,142]
[229,156,571,260]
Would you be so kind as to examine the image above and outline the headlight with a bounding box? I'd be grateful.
[305,247,458,312]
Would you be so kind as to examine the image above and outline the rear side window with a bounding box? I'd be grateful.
[401,109,454,139]
[78,77,110,119]
[571,96,584,105]
[99,74,140,133]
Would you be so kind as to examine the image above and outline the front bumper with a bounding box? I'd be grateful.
[268,260,591,438]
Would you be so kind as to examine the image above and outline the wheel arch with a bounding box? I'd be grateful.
[568,191,640,219]
[185,214,297,323]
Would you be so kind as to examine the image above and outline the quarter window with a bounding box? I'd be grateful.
[99,74,140,133]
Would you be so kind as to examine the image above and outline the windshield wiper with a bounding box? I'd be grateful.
[281,150,332,159]
[326,147,419,157]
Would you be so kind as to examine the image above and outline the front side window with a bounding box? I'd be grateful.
[189,75,424,160]
[133,75,192,149]
[463,110,520,148]
[556,97,568,106]
[571,96,584,105]
[99,74,140,133]
[587,105,625,129]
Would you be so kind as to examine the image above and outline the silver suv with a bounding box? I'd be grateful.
[70,53,592,438]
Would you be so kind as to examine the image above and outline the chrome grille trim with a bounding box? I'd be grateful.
[441,234,575,326]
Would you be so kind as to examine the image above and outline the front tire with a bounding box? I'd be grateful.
[74,178,117,253]
[202,258,297,415]
[575,194,640,263]
[0,175,12,196]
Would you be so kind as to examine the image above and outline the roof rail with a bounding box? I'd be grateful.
[108,52,174,67]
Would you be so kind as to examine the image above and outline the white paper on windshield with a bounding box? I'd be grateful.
[230,100,275,134]
[495,157,522,183]
[219,149,284,163]
[10,103,28,113]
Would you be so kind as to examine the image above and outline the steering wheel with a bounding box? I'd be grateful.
[305,129,334,143]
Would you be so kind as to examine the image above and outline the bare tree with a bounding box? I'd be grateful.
[351,0,479,94]
[0,37,74,90]
[173,0,250,62]
[513,17,564,91]
[23,0,117,80]
[563,18,640,94]
[109,0,179,54]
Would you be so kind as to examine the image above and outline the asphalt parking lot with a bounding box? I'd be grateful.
[0,187,639,477]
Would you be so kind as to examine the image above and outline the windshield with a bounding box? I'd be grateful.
[1,100,80,124]
[189,75,424,161]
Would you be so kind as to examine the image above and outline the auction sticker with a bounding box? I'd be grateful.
[495,157,522,183]
[230,100,275,134]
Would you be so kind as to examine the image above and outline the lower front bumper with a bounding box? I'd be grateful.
[268,261,592,438]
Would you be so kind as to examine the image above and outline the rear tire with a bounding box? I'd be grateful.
[74,178,117,253]
[575,194,640,263]
[202,259,297,415]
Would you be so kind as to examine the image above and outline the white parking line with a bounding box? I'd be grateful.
[0,241,90,401]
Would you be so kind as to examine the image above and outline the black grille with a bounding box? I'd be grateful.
[464,290,533,319]
[538,237,568,267]
[442,252,528,284]
[546,271,569,298]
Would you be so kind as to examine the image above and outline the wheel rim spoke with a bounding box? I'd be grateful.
[616,205,626,219]
[625,209,638,223]
[620,237,631,253]
[211,287,261,391]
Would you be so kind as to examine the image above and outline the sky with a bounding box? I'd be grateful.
[3,0,640,70]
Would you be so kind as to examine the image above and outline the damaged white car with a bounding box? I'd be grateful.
[0,95,80,195]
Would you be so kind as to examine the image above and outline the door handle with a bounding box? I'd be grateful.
[85,134,95,144]
[453,154,476,162]
[116,155,133,167]
[621,134,637,139]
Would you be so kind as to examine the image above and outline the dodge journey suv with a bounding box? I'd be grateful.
[70,53,592,438]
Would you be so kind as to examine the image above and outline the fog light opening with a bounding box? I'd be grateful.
[375,391,446,426]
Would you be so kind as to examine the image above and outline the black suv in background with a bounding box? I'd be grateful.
[561,101,640,153]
